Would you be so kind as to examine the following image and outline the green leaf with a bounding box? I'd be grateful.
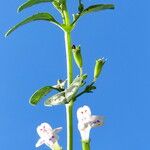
[5,13,59,37]
[81,4,115,16]
[18,0,54,12]
[72,4,115,25]
[29,86,57,105]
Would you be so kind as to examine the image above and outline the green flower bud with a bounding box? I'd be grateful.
[94,58,106,80]
[72,45,83,69]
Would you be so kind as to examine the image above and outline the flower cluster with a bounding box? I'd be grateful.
[36,106,103,149]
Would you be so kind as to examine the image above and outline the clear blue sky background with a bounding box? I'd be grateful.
[0,0,150,150]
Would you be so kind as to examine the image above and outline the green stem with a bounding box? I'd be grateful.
[64,31,73,86]
[82,141,90,150]
[64,30,74,150]
[63,2,74,150]
[80,67,83,76]
[66,103,73,150]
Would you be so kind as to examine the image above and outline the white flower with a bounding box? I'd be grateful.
[35,122,62,149]
[77,105,103,141]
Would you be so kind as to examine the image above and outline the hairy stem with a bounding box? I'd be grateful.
[63,2,74,150]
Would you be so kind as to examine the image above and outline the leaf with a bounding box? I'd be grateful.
[44,91,67,106]
[72,4,115,25]
[5,13,59,37]
[29,86,57,105]
[81,4,115,16]
[18,0,54,12]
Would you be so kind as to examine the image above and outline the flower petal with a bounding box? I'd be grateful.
[90,115,104,128]
[35,138,45,147]
[53,127,63,133]
[82,105,91,116]
[77,105,91,122]
[45,139,53,149]
[79,126,91,141]
[37,122,52,138]
[48,134,58,143]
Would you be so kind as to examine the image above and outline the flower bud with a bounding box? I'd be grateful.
[94,58,106,80]
[72,45,83,69]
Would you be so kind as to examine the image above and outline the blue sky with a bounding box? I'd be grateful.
[0,0,150,150]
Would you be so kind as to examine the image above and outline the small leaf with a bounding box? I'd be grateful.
[18,0,54,12]
[90,86,96,90]
[78,3,84,13]
[52,1,65,13]
[81,4,115,16]
[5,13,59,37]
[72,4,115,25]
[29,86,57,105]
